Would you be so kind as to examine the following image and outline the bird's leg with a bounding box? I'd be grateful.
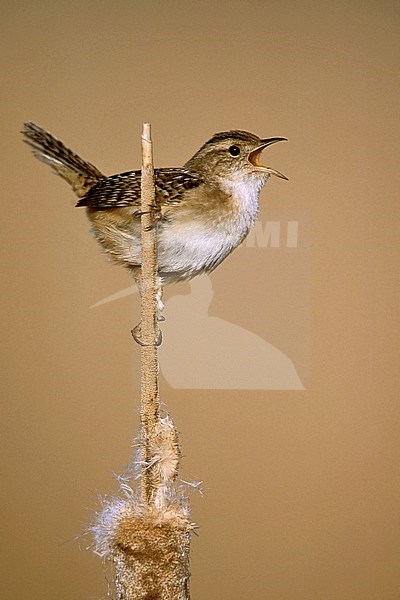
[133,205,162,231]
[131,270,144,345]
[131,272,163,346]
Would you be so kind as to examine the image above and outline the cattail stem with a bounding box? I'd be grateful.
[91,124,192,600]
[139,122,160,504]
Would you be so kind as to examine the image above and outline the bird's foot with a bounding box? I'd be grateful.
[131,321,163,347]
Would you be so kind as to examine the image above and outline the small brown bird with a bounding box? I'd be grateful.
[22,122,287,284]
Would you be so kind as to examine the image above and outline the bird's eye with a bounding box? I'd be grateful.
[228,145,241,156]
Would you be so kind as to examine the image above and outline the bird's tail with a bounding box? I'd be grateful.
[22,121,105,198]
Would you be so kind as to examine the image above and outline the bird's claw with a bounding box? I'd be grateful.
[131,322,163,347]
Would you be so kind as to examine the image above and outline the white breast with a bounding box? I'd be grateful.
[157,175,267,278]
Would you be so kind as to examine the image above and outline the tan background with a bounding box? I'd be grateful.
[1,1,399,598]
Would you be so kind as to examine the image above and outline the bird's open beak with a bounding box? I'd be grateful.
[248,137,288,180]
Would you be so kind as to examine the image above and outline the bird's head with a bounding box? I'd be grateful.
[184,130,288,188]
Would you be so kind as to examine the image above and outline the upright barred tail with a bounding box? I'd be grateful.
[22,122,105,198]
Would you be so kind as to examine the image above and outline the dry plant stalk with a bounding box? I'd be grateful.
[91,124,192,600]
[139,122,161,504]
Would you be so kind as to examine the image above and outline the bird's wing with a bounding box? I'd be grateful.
[76,168,204,209]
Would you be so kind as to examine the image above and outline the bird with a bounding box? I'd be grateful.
[22,122,288,285]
